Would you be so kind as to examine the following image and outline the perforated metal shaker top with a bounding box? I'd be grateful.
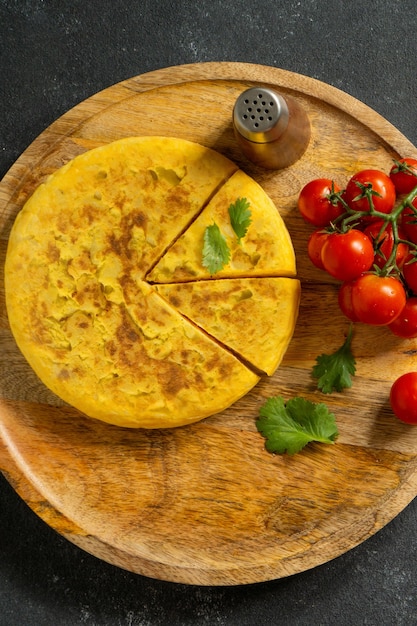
[233,87,289,143]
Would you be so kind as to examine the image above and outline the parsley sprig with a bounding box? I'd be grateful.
[202,197,252,274]
[256,396,339,455]
[312,325,356,393]
[202,223,230,275]
[228,197,252,243]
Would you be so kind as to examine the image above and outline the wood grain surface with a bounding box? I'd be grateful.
[1,62,417,586]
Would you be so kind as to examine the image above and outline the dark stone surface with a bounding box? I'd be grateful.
[1,1,417,624]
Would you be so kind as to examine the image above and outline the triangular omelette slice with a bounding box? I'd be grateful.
[15,136,238,279]
[147,169,296,283]
[156,277,300,376]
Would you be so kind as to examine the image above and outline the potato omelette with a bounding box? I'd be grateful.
[5,136,299,428]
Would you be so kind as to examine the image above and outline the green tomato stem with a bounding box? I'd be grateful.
[333,183,417,276]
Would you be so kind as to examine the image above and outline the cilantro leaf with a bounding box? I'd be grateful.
[228,197,252,242]
[312,325,356,394]
[256,396,339,455]
[202,223,231,274]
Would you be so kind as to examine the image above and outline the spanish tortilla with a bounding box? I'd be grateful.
[5,136,298,429]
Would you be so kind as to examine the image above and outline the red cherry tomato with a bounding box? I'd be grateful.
[363,220,408,269]
[350,273,406,325]
[402,254,417,293]
[390,372,417,424]
[389,298,417,338]
[307,230,329,270]
[390,158,417,195]
[320,230,374,281]
[400,199,417,244]
[298,179,344,227]
[343,169,396,214]
[338,281,360,322]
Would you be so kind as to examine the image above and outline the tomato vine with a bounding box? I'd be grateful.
[298,158,417,424]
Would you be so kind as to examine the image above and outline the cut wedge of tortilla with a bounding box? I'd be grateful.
[147,169,296,283]
[156,278,300,375]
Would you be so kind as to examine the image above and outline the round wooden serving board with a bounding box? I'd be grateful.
[1,62,417,586]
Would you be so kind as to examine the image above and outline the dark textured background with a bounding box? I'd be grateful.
[1,1,417,624]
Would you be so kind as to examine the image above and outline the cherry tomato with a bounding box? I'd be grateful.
[400,199,417,244]
[320,230,374,281]
[390,158,417,195]
[402,254,417,293]
[298,179,344,227]
[363,220,408,269]
[338,281,360,322]
[307,230,329,270]
[389,298,417,338]
[390,372,417,424]
[350,273,406,325]
[343,169,396,215]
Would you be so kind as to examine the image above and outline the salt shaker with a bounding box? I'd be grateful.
[232,86,311,170]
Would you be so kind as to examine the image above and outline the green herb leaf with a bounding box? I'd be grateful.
[228,197,252,242]
[312,325,356,393]
[256,396,339,455]
[202,223,231,274]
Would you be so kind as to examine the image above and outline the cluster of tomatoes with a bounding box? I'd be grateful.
[298,157,417,423]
